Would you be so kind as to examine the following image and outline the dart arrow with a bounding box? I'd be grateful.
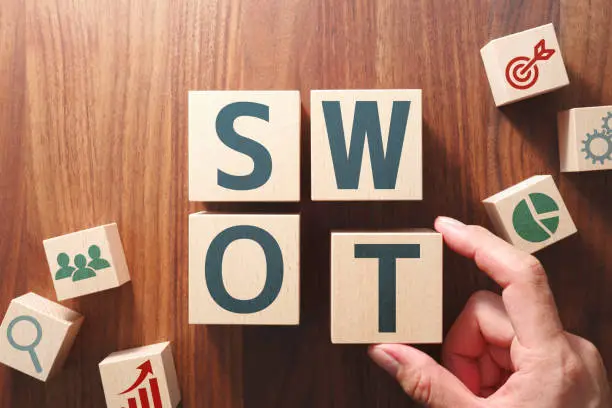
[119,360,154,395]
[519,39,555,75]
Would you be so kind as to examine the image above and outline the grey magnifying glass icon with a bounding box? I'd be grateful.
[6,315,43,373]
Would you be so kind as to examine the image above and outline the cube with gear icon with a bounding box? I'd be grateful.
[483,175,577,254]
[558,106,612,172]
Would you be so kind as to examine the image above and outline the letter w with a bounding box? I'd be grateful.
[322,100,411,189]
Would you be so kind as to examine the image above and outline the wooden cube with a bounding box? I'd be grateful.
[0,292,83,381]
[558,106,612,172]
[43,223,131,301]
[189,213,300,325]
[310,89,422,201]
[99,342,181,408]
[331,231,442,344]
[483,175,577,253]
[481,23,569,107]
[189,90,301,202]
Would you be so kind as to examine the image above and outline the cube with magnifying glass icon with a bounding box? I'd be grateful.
[0,292,83,381]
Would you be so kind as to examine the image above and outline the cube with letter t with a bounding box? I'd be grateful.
[310,89,422,201]
[189,212,300,325]
[188,91,301,202]
[331,231,442,344]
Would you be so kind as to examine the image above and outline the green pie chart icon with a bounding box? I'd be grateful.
[512,193,560,243]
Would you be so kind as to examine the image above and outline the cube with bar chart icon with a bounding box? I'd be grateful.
[483,175,577,254]
[99,342,181,408]
[481,23,569,106]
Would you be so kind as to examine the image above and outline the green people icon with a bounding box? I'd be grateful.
[87,245,111,270]
[53,245,112,282]
[72,254,97,281]
[55,253,76,280]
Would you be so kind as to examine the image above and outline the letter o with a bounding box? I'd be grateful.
[205,225,283,314]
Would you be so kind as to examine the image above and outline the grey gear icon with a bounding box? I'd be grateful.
[582,129,612,165]
[603,111,612,134]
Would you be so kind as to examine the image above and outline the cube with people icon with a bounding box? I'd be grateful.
[43,223,131,301]
[0,292,83,381]
[99,341,181,408]
[483,175,577,254]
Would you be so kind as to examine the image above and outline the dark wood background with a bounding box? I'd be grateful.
[1,0,611,407]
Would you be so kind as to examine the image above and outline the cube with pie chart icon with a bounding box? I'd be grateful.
[483,175,577,254]
[481,23,569,107]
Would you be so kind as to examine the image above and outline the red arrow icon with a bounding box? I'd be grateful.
[518,39,555,76]
[505,39,556,90]
[119,360,155,395]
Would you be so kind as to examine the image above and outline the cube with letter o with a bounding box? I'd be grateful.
[189,212,300,325]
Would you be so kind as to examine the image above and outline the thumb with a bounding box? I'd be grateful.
[369,344,482,407]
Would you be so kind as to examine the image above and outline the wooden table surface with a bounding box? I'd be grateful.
[1,0,611,407]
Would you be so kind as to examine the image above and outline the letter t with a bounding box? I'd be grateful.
[354,244,421,332]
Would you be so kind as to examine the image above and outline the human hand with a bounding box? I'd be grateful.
[369,217,611,407]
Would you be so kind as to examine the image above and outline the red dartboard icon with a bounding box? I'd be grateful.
[505,56,540,90]
[505,39,556,90]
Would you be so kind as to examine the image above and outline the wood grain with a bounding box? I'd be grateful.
[0,0,610,407]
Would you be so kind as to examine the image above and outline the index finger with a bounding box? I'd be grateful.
[434,217,564,348]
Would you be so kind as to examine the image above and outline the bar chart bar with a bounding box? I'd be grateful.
[149,378,163,408]
[127,397,137,408]
[138,387,150,408]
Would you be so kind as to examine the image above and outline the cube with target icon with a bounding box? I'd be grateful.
[481,23,569,107]
[558,106,612,172]
[483,175,577,254]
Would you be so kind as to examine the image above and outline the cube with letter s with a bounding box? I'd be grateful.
[189,91,301,202]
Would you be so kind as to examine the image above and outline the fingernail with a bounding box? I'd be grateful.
[368,345,399,376]
[436,216,465,228]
